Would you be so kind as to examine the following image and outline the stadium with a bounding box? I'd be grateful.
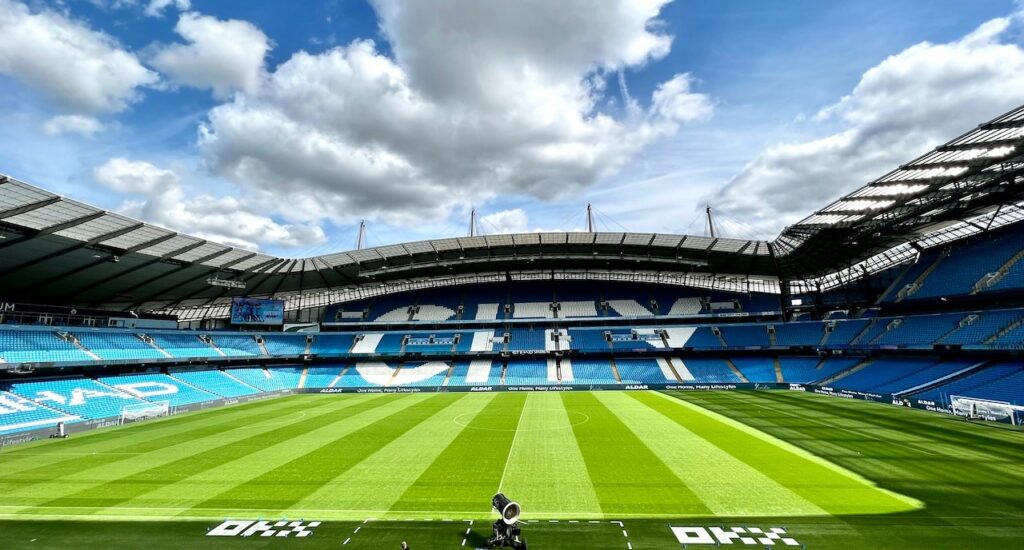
[2,2,1024,549]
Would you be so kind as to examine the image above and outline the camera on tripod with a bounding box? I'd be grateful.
[487,493,527,549]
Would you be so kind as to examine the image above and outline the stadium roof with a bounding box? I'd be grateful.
[1,102,1022,316]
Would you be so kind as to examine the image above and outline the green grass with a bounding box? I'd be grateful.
[0,390,1021,548]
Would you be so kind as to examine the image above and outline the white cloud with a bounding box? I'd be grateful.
[93,158,325,250]
[94,157,179,194]
[480,209,529,234]
[149,12,270,98]
[42,115,104,136]
[709,14,1024,238]
[145,0,190,18]
[0,0,158,115]
[198,0,712,228]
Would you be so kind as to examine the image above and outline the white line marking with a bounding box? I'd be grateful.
[354,526,360,533]
[496,394,529,492]
[343,537,350,545]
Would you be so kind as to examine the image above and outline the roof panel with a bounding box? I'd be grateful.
[0,180,55,212]
[173,242,228,262]
[594,232,623,245]
[137,234,202,257]
[512,233,539,245]
[622,233,653,246]
[403,240,434,254]
[376,244,408,258]
[233,254,276,271]
[53,213,136,241]
[457,236,488,249]
[3,199,97,230]
[201,248,252,268]
[484,234,514,247]
[318,252,356,267]
[711,239,747,253]
[348,248,382,262]
[540,232,565,244]
[679,236,714,250]
[566,232,594,244]
[651,234,683,248]
[432,238,461,251]
[101,225,172,250]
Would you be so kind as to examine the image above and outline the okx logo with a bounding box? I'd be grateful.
[207,520,322,538]
[671,526,800,546]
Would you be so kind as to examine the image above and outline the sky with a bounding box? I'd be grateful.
[0,0,1022,257]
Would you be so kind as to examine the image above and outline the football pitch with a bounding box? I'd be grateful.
[0,390,1021,548]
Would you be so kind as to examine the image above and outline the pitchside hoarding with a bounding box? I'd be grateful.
[230,297,285,325]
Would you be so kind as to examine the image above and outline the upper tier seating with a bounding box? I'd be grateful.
[906,230,1024,300]
[773,322,825,346]
[941,311,1022,345]
[825,320,871,345]
[170,370,259,398]
[98,373,220,407]
[149,333,219,358]
[0,330,93,363]
[74,331,165,360]
[874,314,964,346]
[311,334,356,355]
[5,377,147,420]
[606,300,655,317]
[262,335,306,356]
[719,325,770,347]
[210,335,263,357]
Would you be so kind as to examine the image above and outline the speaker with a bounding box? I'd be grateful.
[492,493,521,525]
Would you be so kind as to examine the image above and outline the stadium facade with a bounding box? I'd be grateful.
[1,102,1024,442]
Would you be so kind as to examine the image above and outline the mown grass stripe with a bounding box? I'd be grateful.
[26,394,392,513]
[562,392,711,516]
[189,393,463,514]
[596,391,825,517]
[499,392,602,517]
[0,395,323,497]
[0,395,311,477]
[689,391,1024,516]
[287,392,499,515]
[389,392,527,515]
[643,391,919,515]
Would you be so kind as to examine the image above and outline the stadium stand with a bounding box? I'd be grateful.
[677,358,742,383]
[916,361,1024,405]
[209,335,262,357]
[447,360,500,386]
[98,373,219,407]
[569,359,618,384]
[311,334,356,355]
[303,365,346,388]
[226,367,302,391]
[729,357,778,383]
[148,333,219,358]
[170,369,260,398]
[0,390,78,435]
[504,359,554,385]
[0,329,94,363]
[5,377,147,420]
[75,331,166,360]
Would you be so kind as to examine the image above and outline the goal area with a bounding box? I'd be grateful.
[950,395,1023,425]
[119,400,172,424]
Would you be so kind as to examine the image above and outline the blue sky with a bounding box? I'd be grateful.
[0,0,1021,256]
